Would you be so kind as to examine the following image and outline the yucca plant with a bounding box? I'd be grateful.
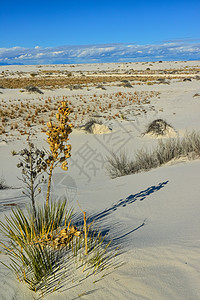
[77,221,118,276]
[0,200,73,293]
[2,240,60,292]
[0,204,118,294]
[0,199,73,248]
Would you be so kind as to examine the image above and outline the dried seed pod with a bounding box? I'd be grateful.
[61,161,68,171]
[46,234,52,241]
[74,231,82,237]
[70,225,77,234]
[60,228,68,236]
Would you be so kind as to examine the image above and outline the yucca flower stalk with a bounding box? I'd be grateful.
[45,101,72,207]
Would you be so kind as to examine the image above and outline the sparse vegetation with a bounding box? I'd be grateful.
[106,131,200,178]
[0,91,159,139]
[0,69,195,89]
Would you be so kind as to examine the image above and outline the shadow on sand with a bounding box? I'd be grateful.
[72,181,169,238]
[90,180,169,222]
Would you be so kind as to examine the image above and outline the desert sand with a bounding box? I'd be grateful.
[0,60,200,299]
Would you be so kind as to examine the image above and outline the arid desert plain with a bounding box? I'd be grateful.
[0,60,200,299]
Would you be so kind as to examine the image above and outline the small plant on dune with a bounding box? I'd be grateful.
[145,119,175,136]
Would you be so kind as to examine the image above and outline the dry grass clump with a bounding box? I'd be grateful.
[0,98,60,138]
[106,131,200,178]
[106,151,134,179]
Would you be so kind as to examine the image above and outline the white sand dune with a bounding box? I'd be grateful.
[0,60,200,299]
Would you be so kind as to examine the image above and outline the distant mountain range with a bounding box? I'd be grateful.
[0,62,24,66]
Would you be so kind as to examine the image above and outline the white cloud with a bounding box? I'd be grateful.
[0,42,199,65]
[35,53,45,58]
[52,51,64,55]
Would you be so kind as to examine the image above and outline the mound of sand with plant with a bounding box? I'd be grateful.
[145,119,177,138]
[80,120,111,134]
[90,123,111,134]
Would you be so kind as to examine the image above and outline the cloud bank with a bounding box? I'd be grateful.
[0,42,199,65]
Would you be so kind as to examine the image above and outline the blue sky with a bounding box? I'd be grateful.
[0,0,200,64]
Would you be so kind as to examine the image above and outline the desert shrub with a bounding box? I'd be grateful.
[123,82,133,88]
[69,84,82,90]
[30,73,38,77]
[106,131,200,178]
[25,86,44,94]
[96,84,106,90]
